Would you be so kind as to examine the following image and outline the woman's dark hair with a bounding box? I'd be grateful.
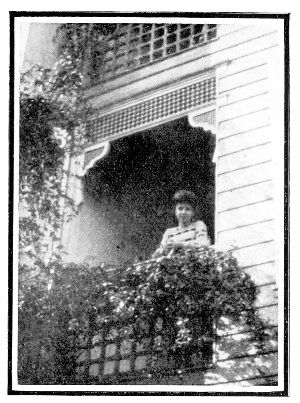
[172,190,198,210]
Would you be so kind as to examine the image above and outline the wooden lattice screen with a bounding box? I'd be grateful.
[75,315,214,384]
[85,76,216,161]
[90,24,217,82]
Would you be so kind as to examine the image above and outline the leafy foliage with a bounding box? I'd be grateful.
[54,23,117,83]
[19,27,96,265]
[18,248,271,384]
[18,23,117,384]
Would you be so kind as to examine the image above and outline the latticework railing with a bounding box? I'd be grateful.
[75,313,214,384]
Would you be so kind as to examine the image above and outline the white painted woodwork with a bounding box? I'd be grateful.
[218,198,274,231]
[218,142,272,174]
[218,47,278,81]
[218,109,271,139]
[204,352,277,385]
[218,181,273,212]
[218,93,270,122]
[218,78,269,106]
[232,241,275,268]
[218,64,268,93]
[218,220,274,249]
[243,261,276,285]
[218,125,271,156]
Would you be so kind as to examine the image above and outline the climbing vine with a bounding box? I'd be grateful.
[18,247,273,384]
[19,23,122,267]
[19,24,102,266]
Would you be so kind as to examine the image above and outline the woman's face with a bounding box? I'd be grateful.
[175,202,194,227]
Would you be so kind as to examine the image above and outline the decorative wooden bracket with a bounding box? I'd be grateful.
[82,141,111,176]
[188,106,216,133]
[188,106,217,162]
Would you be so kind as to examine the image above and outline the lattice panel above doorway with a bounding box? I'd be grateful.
[89,24,217,83]
[86,76,216,144]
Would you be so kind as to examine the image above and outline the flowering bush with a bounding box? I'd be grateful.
[18,247,270,384]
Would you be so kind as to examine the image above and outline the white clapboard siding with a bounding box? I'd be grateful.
[218,198,274,231]
[218,47,278,82]
[217,307,277,337]
[211,30,278,75]
[217,24,250,37]
[212,26,279,387]
[218,220,274,249]
[243,261,277,285]
[218,64,269,94]
[220,30,277,62]
[218,93,270,123]
[218,180,273,212]
[218,161,272,194]
[218,78,270,108]
[258,304,278,325]
[219,109,270,139]
[216,330,278,361]
[218,142,271,174]
[255,283,278,308]
[215,376,278,387]
[204,352,277,385]
[218,125,271,156]
[204,25,277,61]
[232,241,275,268]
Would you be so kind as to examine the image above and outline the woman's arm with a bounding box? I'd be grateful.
[177,221,210,249]
[152,229,172,257]
[192,221,211,247]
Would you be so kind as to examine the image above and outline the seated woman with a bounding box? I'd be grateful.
[152,190,211,257]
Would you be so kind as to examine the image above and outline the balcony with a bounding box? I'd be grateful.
[18,247,271,385]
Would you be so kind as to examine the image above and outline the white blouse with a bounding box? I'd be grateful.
[155,220,210,255]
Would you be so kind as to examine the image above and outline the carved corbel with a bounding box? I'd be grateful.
[188,107,217,163]
[82,141,111,176]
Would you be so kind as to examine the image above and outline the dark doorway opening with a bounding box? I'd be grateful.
[85,116,215,264]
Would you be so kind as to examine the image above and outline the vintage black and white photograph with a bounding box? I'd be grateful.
[9,11,288,395]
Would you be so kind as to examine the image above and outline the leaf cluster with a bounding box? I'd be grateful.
[18,248,270,383]
[19,25,98,265]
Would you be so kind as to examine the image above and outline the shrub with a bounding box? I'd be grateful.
[18,247,270,384]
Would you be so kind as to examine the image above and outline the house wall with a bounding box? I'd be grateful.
[63,23,282,386]
[22,23,58,69]
[205,24,281,386]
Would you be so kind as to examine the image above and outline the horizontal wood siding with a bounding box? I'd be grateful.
[256,283,278,307]
[219,78,270,108]
[218,163,273,194]
[213,26,279,386]
[204,353,277,385]
[218,125,271,156]
[218,220,274,249]
[216,329,278,361]
[218,142,272,173]
[243,261,276,285]
[218,93,270,122]
[218,180,273,212]
[232,240,276,267]
[219,109,271,139]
